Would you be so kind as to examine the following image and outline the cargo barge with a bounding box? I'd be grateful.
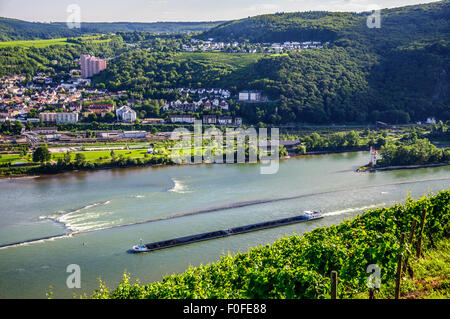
[131,211,322,253]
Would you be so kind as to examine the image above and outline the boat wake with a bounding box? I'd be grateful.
[1,177,448,250]
[0,233,72,250]
[323,203,385,217]
[168,178,191,194]
[39,200,112,232]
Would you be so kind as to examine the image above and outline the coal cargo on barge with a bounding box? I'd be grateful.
[131,211,322,253]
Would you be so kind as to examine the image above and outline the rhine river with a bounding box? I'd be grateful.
[0,151,449,298]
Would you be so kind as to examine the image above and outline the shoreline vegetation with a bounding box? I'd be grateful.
[357,137,450,172]
[357,163,450,173]
[2,128,449,177]
[83,190,450,299]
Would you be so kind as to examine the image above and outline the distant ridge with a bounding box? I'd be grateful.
[0,17,224,41]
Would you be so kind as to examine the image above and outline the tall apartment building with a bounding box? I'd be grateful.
[80,54,107,78]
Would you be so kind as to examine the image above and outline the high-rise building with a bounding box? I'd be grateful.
[80,54,107,78]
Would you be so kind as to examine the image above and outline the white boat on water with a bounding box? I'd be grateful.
[132,239,150,252]
[132,244,150,252]
[303,210,322,220]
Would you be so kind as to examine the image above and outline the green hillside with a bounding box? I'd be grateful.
[93,1,450,124]
[0,17,82,41]
[200,1,449,46]
[198,1,450,123]
[1,1,449,124]
[200,11,360,43]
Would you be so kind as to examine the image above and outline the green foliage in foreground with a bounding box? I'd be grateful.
[370,237,450,299]
[89,190,450,299]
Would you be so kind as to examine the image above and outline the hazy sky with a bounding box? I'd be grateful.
[0,0,441,22]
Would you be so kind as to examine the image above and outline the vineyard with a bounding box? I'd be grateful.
[89,190,450,299]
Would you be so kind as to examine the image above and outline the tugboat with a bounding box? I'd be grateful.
[303,210,322,220]
[132,239,150,253]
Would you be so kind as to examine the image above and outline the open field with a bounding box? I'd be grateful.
[0,153,31,164]
[0,35,109,48]
[0,38,73,48]
[51,149,151,162]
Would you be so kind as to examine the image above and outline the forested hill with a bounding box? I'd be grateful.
[200,11,361,43]
[0,17,80,41]
[194,1,450,123]
[200,1,450,45]
[0,17,222,41]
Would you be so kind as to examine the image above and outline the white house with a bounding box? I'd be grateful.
[426,117,436,124]
[239,90,261,102]
[219,101,229,110]
[116,105,137,123]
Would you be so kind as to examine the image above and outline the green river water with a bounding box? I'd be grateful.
[0,151,449,298]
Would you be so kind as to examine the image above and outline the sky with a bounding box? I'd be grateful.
[0,0,441,22]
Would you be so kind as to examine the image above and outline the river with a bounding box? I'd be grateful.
[0,151,449,298]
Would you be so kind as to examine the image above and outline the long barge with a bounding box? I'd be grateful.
[131,211,322,253]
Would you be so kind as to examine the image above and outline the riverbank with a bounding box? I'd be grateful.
[0,160,173,178]
[0,153,297,178]
[357,162,450,172]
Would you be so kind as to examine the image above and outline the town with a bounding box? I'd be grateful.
[180,39,329,53]
[0,55,267,136]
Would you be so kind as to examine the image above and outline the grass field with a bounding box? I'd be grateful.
[0,35,109,48]
[51,149,151,162]
[0,153,30,164]
[0,38,73,48]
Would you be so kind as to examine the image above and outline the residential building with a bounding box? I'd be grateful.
[141,118,165,125]
[239,90,262,102]
[218,116,233,125]
[56,112,78,124]
[169,114,196,124]
[219,101,229,110]
[120,131,146,139]
[203,115,217,124]
[203,100,212,110]
[116,105,137,123]
[87,104,115,116]
[39,112,78,124]
[31,127,58,134]
[80,54,107,78]
[426,117,436,124]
